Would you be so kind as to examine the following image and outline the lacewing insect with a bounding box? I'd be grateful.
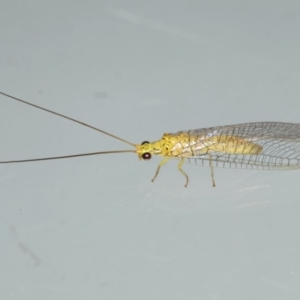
[1,91,300,187]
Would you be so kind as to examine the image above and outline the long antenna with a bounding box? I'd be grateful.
[0,150,136,164]
[0,91,135,147]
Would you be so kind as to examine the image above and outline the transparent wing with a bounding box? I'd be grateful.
[176,122,300,169]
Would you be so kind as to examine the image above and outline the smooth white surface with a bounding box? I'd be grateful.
[1,1,300,299]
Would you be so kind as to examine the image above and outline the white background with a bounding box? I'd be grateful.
[1,1,300,299]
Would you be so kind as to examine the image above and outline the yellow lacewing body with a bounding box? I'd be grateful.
[1,91,300,187]
[136,131,263,159]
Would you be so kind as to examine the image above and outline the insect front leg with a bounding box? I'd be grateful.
[151,157,170,183]
[177,158,189,188]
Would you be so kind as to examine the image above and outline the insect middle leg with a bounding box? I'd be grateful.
[177,158,189,187]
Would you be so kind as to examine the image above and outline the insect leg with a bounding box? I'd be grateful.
[177,158,189,188]
[209,155,216,187]
[151,157,170,183]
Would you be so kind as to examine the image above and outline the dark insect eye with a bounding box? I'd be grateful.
[142,152,151,160]
[141,141,149,145]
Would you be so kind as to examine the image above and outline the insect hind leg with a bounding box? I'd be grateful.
[209,155,216,187]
